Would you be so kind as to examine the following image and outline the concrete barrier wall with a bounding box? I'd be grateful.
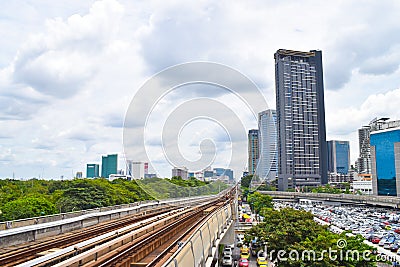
[0,203,161,248]
[0,200,155,231]
[163,203,233,267]
[261,191,400,208]
[0,195,222,248]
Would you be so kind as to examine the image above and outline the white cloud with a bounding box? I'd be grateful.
[1,0,400,178]
[326,87,400,164]
[7,0,123,98]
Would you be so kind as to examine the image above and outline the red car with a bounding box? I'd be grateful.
[239,258,249,267]
[395,228,400,234]
[371,237,381,244]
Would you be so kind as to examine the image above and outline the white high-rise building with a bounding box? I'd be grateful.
[257,109,277,181]
[126,161,148,179]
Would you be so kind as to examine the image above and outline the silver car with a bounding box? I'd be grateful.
[222,255,233,266]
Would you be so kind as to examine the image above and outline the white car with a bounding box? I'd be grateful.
[223,247,233,256]
[222,255,233,266]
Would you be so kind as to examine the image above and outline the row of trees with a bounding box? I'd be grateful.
[0,177,227,222]
[245,193,377,266]
[137,177,228,199]
[240,175,276,198]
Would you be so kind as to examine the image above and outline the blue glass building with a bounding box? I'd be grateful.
[86,164,99,178]
[213,168,234,182]
[327,140,350,174]
[370,128,400,196]
[101,154,118,178]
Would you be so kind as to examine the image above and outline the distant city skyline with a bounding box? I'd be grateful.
[1,1,400,179]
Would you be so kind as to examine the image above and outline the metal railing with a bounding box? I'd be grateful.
[259,191,400,205]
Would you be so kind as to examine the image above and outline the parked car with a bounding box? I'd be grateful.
[257,256,268,267]
[222,255,233,266]
[238,258,249,267]
[371,237,381,244]
[223,247,233,256]
[240,251,250,259]
[240,245,249,254]
[390,243,399,252]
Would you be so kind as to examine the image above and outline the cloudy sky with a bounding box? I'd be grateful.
[1,0,400,179]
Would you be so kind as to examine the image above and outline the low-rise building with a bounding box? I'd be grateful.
[172,167,188,180]
[352,180,373,195]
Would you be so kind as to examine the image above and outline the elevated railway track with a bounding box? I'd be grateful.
[1,187,236,267]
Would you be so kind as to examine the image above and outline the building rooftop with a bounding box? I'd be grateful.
[370,125,400,135]
[275,49,316,58]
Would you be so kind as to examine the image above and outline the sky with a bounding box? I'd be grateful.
[1,0,400,179]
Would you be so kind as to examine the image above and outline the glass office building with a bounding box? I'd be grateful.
[370,128,400,196]
[86,163,99,178]
[101,154,118,178]
[275,49,327,190]
[327,140,350,174]
[213,168,234,182]
[257,109,277,181]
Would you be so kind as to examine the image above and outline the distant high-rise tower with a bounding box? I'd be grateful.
[258,109,277,181]
[357,126,372,174]
[86,164,99,178]
[126,161,148,179]
[101,154,118,178]
[327,140,350,174]
[275,49,327,190]
[248,129,259,175]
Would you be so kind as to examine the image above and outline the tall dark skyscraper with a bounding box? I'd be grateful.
[248,129,259,175]
[275,49,327,190]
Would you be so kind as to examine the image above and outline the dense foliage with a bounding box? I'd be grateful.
[245,197,376,266]
[311,184,351,194]
[0,177,227,221]
[1,196,58,221]
[241,175,253,188]
[137,177,228,199]
[240,175,276,192]
[247,192,273,214]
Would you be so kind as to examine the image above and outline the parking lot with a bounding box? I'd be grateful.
[275,201,400,264]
